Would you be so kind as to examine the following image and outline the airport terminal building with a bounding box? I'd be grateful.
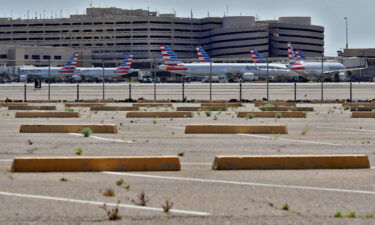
[0,7,324,66]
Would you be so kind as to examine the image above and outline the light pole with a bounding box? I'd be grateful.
[344,17,349,49]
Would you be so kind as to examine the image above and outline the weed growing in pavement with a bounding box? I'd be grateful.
[365,213,374,218]
[116,179,124,186]
[152,119,158,125]
[344,211,356,218]
[27,139,33,145]
[74,148,83,155]
[275,113,282,119]
[282,203,289,211]
[246,113,254,120]
[131,191,149,206]
[171,131,175,135]
[205,110,212,117]
[100,201,121,221]
[80,128,93,137]
[162,199,174,215]
[268,202,274,207]
[334,210,343,218]
[343,105,350,111]
[60,177,68,182]
[102,188,115,197]
[26,147,39,154]
[301,125,310,135]
[64,107,74,112]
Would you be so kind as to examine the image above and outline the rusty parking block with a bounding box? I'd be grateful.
[350,107,375,112]
[260,106,314,112]
[8,105,56,110]
[177,106,228,111]
[0,103,28,107]
[254,101,296,107]
[90,106,139,111]
[15,112,80,118]
[11,156,181,172]
[344,102,375,108]
[351,112,375,118]
[65,103,105,107]
[126,111,193,118]
[133,103,173,107]
[26,100,60,103]
[237,111,306,118]
[19,124,117,133]
[212,155,370,170]
[185,124,288,134]
[201,103,242,107]
[193,100,227,103]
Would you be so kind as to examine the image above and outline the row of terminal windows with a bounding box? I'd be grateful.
[40,42,195,47]
[206,43,268,51]
[0,28,206,34]
[274,41,323,47]
[0,21,222,27]
[200,30,268,39]
[206,36,269,45]
[274,27,324,34]
[277,33,323,40]
[24,55,62,60]
[1,35,199,41]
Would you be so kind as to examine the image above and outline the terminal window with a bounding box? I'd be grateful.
[32,55,40,60]
[54,56,62,60]
[43,55,50,60]
[24,55,29,59]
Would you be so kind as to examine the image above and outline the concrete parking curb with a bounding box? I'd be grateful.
[64,103,105,107]
[237,111,306,118]
[201,103,242,107]
[90,106,139,111]
[260,106,314,112]
[126,111,193,118]
[254,102,296,107]
[351,112,375,118]
[19,124,118,133]
[177,106,228,111]
[15,112,80,118]
[350,107,375,112]
[11,156,181,172]
[132,103,173,107]
[185,124,288,134]
[212,155,370,170]
[0,103,28,107]
[8,105,56,110]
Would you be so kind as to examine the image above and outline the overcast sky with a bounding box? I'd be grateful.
[0,0,373,56]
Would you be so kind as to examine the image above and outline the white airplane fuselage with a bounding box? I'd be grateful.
[19,67,78,79]
[78,68,136,79]
[159,63,298,78]
[290,61,346,78]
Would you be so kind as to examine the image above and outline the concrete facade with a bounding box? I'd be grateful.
[0,7,324,65]
[344,48,375,81]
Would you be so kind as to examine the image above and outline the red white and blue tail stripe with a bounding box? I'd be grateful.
[160,44,182,66]
[294,50,306,60]
[337,49,344,57]
[250,48,266,63]
[59,52,79,74]
[287,42,297,62]
[114,54,134,74]
[196,45,212,63]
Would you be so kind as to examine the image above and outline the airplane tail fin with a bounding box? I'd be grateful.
[337,49,344,57]
[287,42,297,62]
[294,50,306,60]
[250,48,266,63]
[63,52,79,69]
[114,54,134,73]
[196,45,212,63]
[160,44,182,65]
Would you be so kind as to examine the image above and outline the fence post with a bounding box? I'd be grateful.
[294,82,297,101]
[266,57,269,100]
[76,84,79,102]
[48,59,51,101]
[350,82,352,102]
[209,61,212,101]
[239,82,242,101]
[182,82,185,102]
[102,61,105,100]
[321,57,324,101]
[129,83,132,100]
[24,84,27,102]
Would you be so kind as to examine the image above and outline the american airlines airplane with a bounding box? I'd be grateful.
[159,44,297,80]
[19,52,79,81]
[287,42,362,81]
[72,54,136,81]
